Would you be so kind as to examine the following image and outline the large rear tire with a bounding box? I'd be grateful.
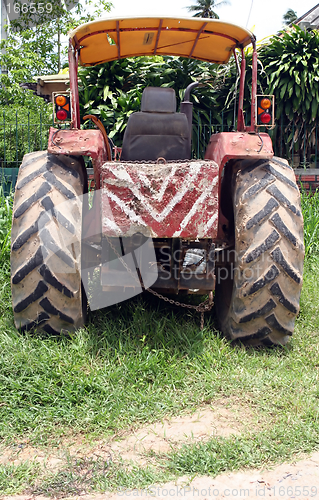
[11,151,86,334]
[215,157,304,346]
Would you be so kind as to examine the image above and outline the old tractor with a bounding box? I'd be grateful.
[10,17,304,345]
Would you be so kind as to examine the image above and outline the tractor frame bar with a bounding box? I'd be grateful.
[67,28,258,132]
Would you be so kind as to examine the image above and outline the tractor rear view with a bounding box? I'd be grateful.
[10,17,304,345]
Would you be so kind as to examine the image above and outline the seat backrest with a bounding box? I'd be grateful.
[141,87,176,113]
[121,87,190,162]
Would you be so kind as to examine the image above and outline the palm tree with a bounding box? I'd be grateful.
[187,0,229,19]
[283,8,298,25]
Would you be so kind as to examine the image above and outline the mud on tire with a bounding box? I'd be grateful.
[11,151,87,334]
[215,157,304,346]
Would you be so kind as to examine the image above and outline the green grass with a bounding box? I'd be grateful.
[32,457,171,497]
[0,461,40,495]
[301,186,319,257]
[166,425,319,475]
[1,188,319,496]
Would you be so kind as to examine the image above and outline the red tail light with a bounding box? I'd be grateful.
[53,92,72,123]
[256,95,274,128]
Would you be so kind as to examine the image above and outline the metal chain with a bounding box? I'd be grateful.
[105,235,214,330]
[108,158,211,165]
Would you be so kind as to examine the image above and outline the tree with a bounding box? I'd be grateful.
[78,56,221,149]
[283,8,298,25]
[0,0,112,106]
[258,26,319,161]
[7,0,112,72]
[187,0,229,19]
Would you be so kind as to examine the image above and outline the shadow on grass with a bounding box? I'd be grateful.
[85,291,212,358]
[10,286,293,362]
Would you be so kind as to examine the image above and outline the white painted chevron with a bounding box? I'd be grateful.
[101,160,219,238]
[104,161,205,223]
[173,176,219,236]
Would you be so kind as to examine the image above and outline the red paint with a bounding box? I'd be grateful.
[48,127,108,190]
[205,131,273,238]
[68,39,80,129]
[205,132,273,166]
[237,49,246,132]
[100,161,219,239]
[250,43,258,131]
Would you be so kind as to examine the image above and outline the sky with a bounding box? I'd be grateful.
[108,0,319,41]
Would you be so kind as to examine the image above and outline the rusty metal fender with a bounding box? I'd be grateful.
[205,132,273,167]
[48,127,108,190]
[205,132,274,239]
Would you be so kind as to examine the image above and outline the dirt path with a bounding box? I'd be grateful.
[1,400,255,468]
[2,402,319,499]
[4,452,319,500]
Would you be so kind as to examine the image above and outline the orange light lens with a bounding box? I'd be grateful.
[56,95,67,106]
[261,98,271,109]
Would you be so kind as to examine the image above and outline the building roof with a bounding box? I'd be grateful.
[294,3,319,29]
[21,73,70,102]
[33,73,69,84]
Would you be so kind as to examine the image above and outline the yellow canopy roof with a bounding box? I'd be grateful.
[69,16,254,67]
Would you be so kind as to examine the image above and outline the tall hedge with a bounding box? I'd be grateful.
[78,56,222,150]
[77,26,319,162]
[259,26,319,161]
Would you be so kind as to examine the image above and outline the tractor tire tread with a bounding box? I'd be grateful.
[11,151,85,334]
[216,157,304,346]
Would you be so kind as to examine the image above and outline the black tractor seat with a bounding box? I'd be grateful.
[121,87,191,162]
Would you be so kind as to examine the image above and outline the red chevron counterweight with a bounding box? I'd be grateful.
[101,160,219,238]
